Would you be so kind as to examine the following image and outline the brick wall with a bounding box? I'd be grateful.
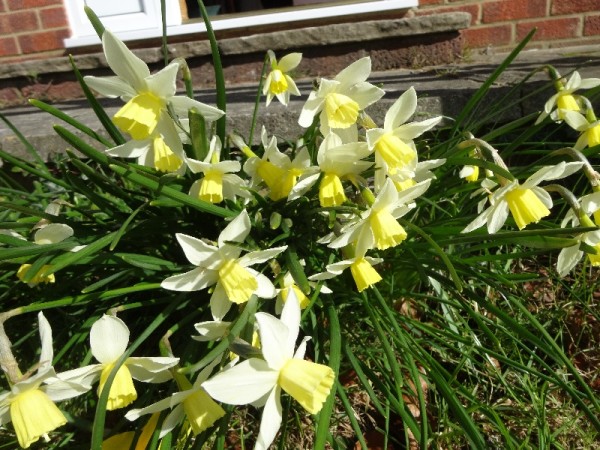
[0,0,70,62]
[1,0,600,63]
[415,0,600,52]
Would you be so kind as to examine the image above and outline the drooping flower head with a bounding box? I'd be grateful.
[242,128,316,201]
[125,360,225,438]
[59,315,179,411]
[84,30,223,140]
[366,87,442,191]
[329,179,431,255]
[17,223,74,287]
[263,50,302,106]
[0,313,91,448]
[463,162,583,234]
[187,136,248,203]
[536,70,600,124]
[298,57,384,133]
[106,115,187,173]
[161,210,287,320]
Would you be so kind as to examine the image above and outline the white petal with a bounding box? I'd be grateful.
[394,116,443,141]
[238,246,287,267]
[578,77,600,89]
[255,312,290,369]
[488,203,510,234]
[54,364,101,390]
[106,139,151,158]
[563,110,589,131]
[127,357,179,382]
[335,56,371,87]
[37,312,53,371]
[255,387,283,450]
[279,290,301,352]
[176,233,219,266]
[161,267,219,292]
[202,359,278,405]
[125,395,175,421]
[366,128,386,150]
[169,96,224,122]
[103,30,149,91]
[83,75,137,98]
[385,87,416,131]
[346,81,385,110]
[42,376,92,401]
[252,271,278,299]
[90,315,129,363]
[218,210,251,247]
[278,52,302,72]
[557,244,583,277]
[34,223,73,245]
[194,320,231,341]
[298,91,324,128]
[144,63,178,99]
[210,283,232,321]
[159,404,185,437]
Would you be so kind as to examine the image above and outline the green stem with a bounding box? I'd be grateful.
[197,0,226,146]
[249,53,270,146]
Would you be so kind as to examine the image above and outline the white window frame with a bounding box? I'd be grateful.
[64,0,418,48]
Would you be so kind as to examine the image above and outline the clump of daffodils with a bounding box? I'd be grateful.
[3,20,599,450]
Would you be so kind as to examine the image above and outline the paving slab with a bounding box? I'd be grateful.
[1,45,599,165]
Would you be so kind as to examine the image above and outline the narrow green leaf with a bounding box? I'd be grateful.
[314,304,342,449]
[29,99,113,147]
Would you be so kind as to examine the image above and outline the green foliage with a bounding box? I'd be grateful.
[0,10,599,450]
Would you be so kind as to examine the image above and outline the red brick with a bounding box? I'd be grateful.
[461,24,513,48]
[552,0,600,15]
[414,4,480,25]
[483,0,547,24]
[40,5,67,29]
[0,36,18,56]
[0,10,39,33]
[584,14,600,36]
[18,28,68,53]
[417,0,444,5]
[7,0,61,10]
[0,0,5,12]
[516,17,580,41]
[0,87,23,107]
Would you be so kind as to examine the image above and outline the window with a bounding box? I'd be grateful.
[64,0,418,47]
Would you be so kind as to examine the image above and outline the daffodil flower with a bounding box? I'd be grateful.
[241,128,315,201]
[187,136,248,203]
[366,87,442,189]
[84,31,223,140]
[536,71,600,124]
[17,223,74,286]
[290,132,371,206]
[329,179,431,255]
[0,313,91,448]
[106,117,187,173]
[309,251,383,292]
[563,111,600,151]
[557,229,600,276]
[462,162,583,234]
[161,210,287,320]
[62,315,179,411]
[125,360,224,438]
[263,51,302,106]
[203,292,335,450]
[298,57,384,133]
